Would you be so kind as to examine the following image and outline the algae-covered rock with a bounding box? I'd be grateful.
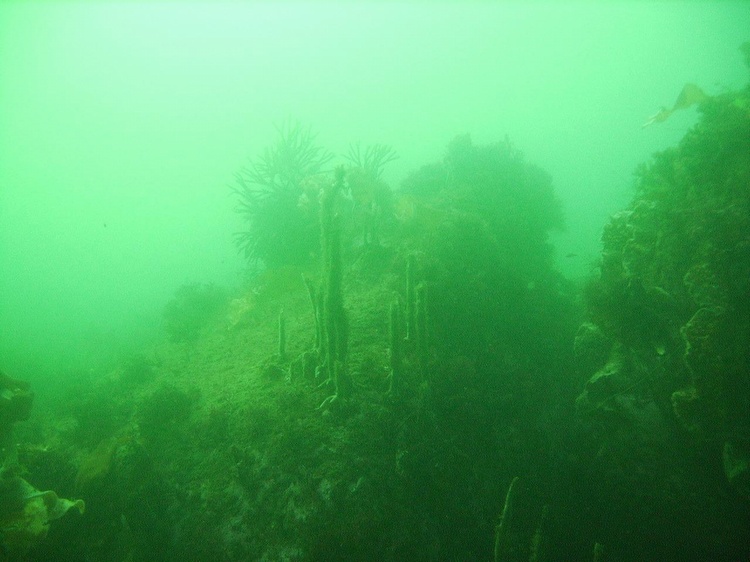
[573,322,612,380]
[575,344,630,414]
[0,472,85,557]
[723,437,750,500]
[0,372,33,445]
[574,50,750,560]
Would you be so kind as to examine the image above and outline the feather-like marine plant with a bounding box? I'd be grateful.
[233,121,334,267]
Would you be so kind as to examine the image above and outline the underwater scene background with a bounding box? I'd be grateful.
[1,2,749,561]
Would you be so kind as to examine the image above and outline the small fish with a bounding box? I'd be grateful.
[642,83,707,128]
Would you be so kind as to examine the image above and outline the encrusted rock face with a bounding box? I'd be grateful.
[573,322,611,381]
[0,475,85,557]
[0,375,87,559]
[0,372,34,444]
[575,343,629,414]
[723,436,750,500]
[574,78,750,557]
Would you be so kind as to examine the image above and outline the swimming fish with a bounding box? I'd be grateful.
[642,83,707,128]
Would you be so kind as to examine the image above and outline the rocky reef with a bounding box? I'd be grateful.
[4,49,750,562]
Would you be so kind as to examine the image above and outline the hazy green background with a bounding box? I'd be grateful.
[1,1,748,379]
